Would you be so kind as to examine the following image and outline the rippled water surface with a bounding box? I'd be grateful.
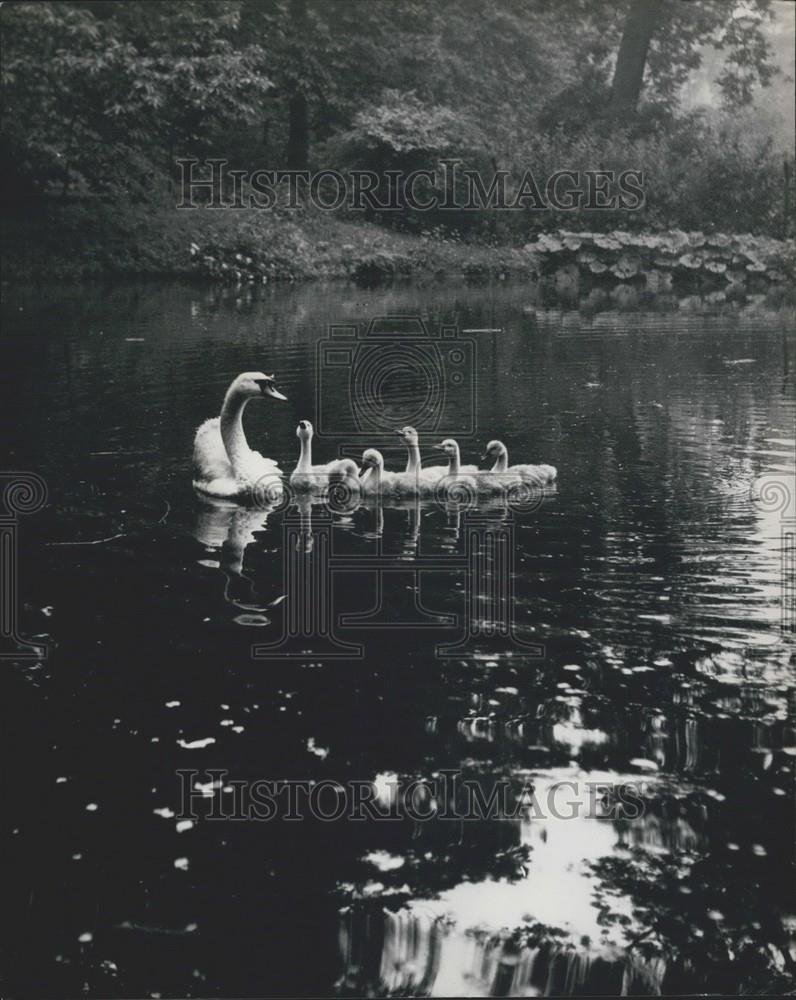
[2,280,795,997]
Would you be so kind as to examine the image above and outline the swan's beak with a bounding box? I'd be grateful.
[256,380,287,401]
[431,443,445,451]
[479,453,488,461]
[394,429,405,437]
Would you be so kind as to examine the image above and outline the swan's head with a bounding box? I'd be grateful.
[396,426,419,446]
[359,448,384,474]
[481,440,507,461]
[235,372,287,401]
[296,419,314,441]
[433,438,459,458]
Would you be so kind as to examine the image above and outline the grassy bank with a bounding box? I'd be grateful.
[0,199,536,283]
[1,197,794,287]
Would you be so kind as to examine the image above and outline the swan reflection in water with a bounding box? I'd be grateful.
[192,484,557,629]
[193,497,283,620]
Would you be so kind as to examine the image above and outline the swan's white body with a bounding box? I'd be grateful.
[289,420,360,491]
[193,372,285,500]
[481,440,557,485]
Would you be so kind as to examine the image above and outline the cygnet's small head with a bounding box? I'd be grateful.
[330,458,360,481]
[234,371,287,401]
[433,438,459,457]
[396,426,419,446]
[296,419,313,440]
[359,448,384,476]
[481,439,506,461]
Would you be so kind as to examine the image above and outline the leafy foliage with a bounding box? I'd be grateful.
[525,226,794,285]
[0,1,272,194]
[0,0,791,266]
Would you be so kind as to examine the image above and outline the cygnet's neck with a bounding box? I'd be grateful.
[295,434,313,473]
[491,447,508,473]
[405,440,421,474]
[447,446,461,475]
[363,461,382,491]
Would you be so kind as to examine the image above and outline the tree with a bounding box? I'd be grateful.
[610,0,665,115]
[607,0,778,118]
[0,1,272,195]
[284,0,310,169]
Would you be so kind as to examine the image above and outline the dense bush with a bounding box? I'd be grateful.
[510,109,788,236]
[319,108,791,242]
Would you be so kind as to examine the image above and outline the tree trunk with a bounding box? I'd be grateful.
[609,0,665,116]
[285,92,309,170]
[284,0,310,170]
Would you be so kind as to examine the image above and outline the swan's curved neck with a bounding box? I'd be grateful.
[295,435,312,473]
[363,463,381,492]
[405,441,421,474]
[491,448,508,473]
[220,386,253,470]
[448,447,460,475]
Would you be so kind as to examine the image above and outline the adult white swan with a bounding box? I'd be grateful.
[193,372,286,500]
[481,440,557,484]
[290,420,359,490]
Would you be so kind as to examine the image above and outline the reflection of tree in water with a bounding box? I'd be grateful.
[589,846,796,995]
[584,768,796,994]
[334,766,795,996]
[338,905,669,996]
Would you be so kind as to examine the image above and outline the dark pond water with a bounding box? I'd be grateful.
[2,279,795,997]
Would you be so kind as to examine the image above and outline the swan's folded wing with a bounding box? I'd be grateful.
[416,464,449,485]
[290,460,357,488]
[249,450,283,479]
[474,469,524,492]
[516,463,557,484]
[379,470,400,494]
[193,417,233,482]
